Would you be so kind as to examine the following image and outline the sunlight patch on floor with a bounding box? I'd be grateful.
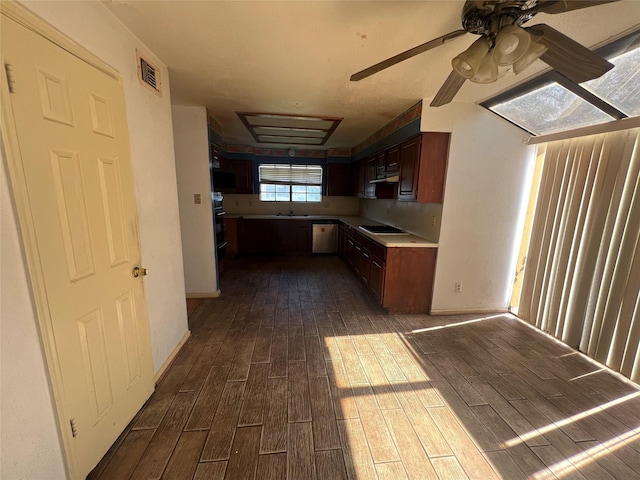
[410,314,511,334]
[503,390,640,448]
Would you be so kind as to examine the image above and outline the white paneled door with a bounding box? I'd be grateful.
[1,14,154,479]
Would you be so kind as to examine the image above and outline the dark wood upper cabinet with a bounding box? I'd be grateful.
[398,136,421,201]
[398,132,449,203]
[218,158,253,194]
[417,132,449,203]
[326,163,352,196]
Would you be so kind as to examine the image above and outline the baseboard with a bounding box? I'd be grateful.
[429,308,510,316]
[186,290,220,299]
[154,330,191,384]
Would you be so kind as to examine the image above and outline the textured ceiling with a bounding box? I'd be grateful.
[103,0,640,149]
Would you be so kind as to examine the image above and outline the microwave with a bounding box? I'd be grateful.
[211,170,236,192]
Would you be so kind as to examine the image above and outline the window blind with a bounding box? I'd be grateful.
[516,127,640,382]
[258,164,322,185]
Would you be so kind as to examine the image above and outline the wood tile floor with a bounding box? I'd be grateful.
[90,255,640,480]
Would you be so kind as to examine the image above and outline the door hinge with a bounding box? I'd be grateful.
[70,418,78,438]
[4,64,15,93]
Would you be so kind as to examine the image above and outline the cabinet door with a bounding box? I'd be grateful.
[369,256,385,302]
[346,237,356,268]
[232,160,254,194]
[386,145,400,174]
[376,151,386,179]
[224,217,239,255]
[293,222,312,253]
[357,159,366,197]
[365,156,376,198]
[416,132,450,203]
[398,136,421,201]
[327,163,352,196]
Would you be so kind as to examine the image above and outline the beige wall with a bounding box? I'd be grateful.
[1,2,188,478]
[421,102,537,314]
[224,193,359,216]
[172,105,218,296]
[359,199,442,241]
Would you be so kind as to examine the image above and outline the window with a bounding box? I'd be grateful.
[258,164,322,202]
[482,29,640,136]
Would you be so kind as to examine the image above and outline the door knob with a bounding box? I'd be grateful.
[132,266,148,278]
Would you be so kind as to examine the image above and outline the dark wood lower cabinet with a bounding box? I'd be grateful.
[237,219,436,313]
[383,247,436,314]
[338,224,436,314]
[239,219,312,254]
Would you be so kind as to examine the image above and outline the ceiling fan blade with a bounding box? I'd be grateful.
[527,24,614,83]
[534,0,621,15]
[430,70,466,107]
[350,29,467,81]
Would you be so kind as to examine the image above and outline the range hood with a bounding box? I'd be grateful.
[369,175,399,184]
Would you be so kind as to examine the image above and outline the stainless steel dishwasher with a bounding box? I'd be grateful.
[312,221,338,253]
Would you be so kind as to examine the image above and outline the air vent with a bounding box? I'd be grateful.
[136,50,162,97]
[140,58,156,88]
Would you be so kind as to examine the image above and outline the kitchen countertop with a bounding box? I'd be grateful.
[225,214,438,248]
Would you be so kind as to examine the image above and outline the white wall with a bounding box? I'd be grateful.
[1,2,189,478]
[422,103,536,313]
[172,106,218,296]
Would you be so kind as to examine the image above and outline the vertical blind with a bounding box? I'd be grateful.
[517,127,640,382]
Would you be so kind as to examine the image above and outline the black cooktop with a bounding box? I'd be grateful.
[359,224,407,235]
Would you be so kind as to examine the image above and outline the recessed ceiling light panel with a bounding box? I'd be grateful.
[237,112,342,145]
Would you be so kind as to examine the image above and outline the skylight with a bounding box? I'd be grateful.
[482,30,640,136]
[581,47,640,117]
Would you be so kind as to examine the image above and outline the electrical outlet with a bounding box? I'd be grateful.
[431,215,437,227]
[235,201,239,207]
[193,193,201,204]
[454,281,462,293]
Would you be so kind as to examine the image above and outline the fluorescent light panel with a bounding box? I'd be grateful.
[237,111,342,145]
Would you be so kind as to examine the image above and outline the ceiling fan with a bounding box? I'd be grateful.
[350,0,619,107]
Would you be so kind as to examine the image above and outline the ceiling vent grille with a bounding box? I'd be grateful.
[136,50,162,97]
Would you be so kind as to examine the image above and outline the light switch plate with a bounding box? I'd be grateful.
[194,193,202,204]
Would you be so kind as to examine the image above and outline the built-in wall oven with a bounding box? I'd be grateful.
[212,192,227,274]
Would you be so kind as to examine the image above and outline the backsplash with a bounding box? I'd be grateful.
[360,199,442,242]
[223,194,359,216]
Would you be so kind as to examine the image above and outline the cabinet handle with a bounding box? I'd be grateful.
[363,252,370,259]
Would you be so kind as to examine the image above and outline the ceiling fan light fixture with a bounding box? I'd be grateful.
[469,50,498,83]
[494,25,532,66]
[513,40,548,74]
[452,36,491,78]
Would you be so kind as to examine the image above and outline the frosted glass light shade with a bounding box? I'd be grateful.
[470,51,498,83]
[494,25,532,66]
[513,41,548,74]
[452,37,491,79]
